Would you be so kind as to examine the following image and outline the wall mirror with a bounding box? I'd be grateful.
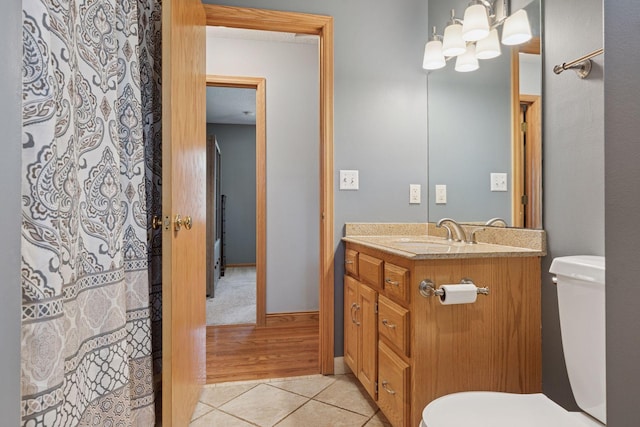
[427,0,542,228]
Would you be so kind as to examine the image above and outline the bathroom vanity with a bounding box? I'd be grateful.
[343,223,545,427]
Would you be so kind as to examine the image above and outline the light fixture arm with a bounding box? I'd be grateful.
[430,26,442,41]
[447,9,464,26]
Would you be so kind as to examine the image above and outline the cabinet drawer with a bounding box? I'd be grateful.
[383,263,409,304]
[378,295,410,357]
[345,248,359,277]
[378,341,410,427]
[359,254,383,289]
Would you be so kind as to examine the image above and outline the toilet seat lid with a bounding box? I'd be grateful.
[422,392,601,427]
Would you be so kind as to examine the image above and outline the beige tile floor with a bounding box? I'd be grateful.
[190,374,392,427]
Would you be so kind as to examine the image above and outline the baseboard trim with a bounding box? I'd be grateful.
[265,311,319,327]
[226,263,257,268]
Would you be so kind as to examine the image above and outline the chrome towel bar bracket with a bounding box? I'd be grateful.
[553,48,603,79]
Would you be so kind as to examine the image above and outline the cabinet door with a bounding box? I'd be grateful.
[378,341,410,427]
[358,283,378,400]
[344,275,359,373]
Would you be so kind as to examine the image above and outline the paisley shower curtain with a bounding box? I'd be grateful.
[21,0,162,424]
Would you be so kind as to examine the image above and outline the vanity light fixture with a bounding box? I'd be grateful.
[455,44,479,72]
[501,9,532,45]
[423,27,447,70]
[422,0,532,72]
[441,13,466,57]
[475,28,501,59]
[462,2,490,41]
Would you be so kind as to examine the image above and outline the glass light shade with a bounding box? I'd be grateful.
[455,44,479,72]
[462,4,490,41]
[442,24,466,56]
[501,9,532,45]
[423,40,446,70]
[476,29,501,59]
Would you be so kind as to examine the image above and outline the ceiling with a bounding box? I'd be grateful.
[206,86,256,125]
[205,26,319,126]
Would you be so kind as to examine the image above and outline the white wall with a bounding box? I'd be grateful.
[206,32,320,313]
[520,53,542,96]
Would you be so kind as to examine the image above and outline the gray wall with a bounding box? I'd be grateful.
[542,0,604,410]
[0,0,23,423]
[206,32,321,313]
[205,0,430,353]
[427,0,512,224]
[208,123,257,265]
[605,2,640,425]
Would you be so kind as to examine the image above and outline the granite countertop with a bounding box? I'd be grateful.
[342,223,546,260]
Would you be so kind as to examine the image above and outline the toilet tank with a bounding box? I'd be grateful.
[550,256,606,424]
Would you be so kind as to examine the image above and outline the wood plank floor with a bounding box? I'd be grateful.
[206,315,320,383]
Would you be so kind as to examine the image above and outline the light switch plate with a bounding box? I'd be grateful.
[340,170,359,190]
[490,173,508,192]
[435,184,447,204]
[409,184,421,204]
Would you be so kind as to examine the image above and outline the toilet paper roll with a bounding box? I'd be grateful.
[439,284,478,305]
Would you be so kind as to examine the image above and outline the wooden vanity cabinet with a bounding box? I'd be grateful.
[344,275,378,399]
[344,242,542,427]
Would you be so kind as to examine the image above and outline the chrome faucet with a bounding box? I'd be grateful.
[467,227,486,244]
[485,217,507,227]
[436,218,466,242]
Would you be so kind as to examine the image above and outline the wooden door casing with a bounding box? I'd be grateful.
[204,4,335,373]
[161,0,206,425]
[206,75,267,325]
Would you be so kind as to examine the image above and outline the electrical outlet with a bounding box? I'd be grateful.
[339,170,359,190]
[490,173,508,192]
[435,184,447,204]
[409,184,421,204]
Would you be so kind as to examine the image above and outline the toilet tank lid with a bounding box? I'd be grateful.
[550,255,605,285]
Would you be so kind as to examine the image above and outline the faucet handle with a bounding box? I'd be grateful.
[467,227,486,244]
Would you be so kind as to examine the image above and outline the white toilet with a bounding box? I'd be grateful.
[421,256,606,427]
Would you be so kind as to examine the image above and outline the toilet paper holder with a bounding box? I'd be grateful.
[419,278,490,298]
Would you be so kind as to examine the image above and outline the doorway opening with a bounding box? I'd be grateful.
[206,76,266,327]
[204,5,335,377]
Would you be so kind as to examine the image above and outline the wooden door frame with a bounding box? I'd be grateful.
[510,40,542,228]
[204,5,335,374]
[206,75,267,326]
[520,95,542,229]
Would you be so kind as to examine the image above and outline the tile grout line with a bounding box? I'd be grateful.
[193,374,387,426]
[189,402,215,423]
[271,396,314,426]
